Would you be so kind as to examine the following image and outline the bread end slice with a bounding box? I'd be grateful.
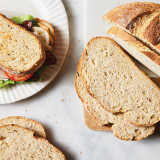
[107,27,160,77]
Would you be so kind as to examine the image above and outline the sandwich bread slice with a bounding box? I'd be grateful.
[0,14,56,88]
[0,13,45,76]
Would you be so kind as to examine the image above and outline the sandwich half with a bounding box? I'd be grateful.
[0,14,56,88]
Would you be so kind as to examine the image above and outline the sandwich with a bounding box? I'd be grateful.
[0,14,56,88]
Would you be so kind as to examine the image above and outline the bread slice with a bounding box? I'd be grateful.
[0,124,65,159]
[75,59,155,141]
[81,37,160,126]
[107,27,160,77]
[103,2,160,30]
[75,59,123,125]
[0,116,46,138]
[103,3,160,55]
[112,120,155,141]
[0,13,46,76]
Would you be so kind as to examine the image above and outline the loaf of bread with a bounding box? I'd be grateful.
[0,116,46,138]
[107,27,160,77]
[0,125,65,159]
[81,37,160,126]
[103,2,160,55]
[0,13,46,76]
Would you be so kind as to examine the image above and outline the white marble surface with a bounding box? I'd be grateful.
[0,0,160,160]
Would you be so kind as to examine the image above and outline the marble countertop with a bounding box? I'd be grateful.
[0,0,160,159]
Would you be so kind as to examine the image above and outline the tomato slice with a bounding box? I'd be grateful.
[4,71,33,82]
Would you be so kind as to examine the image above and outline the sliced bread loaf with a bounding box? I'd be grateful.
[0,116,46,138]
[103,3,160,55]
[81,37,160,126]
[112,120,155,141]
[0,124,65,159]
[75,59,155,141]
[75,60,155,141]
[75,59,123,125]
[0,13,46,76]
[107,27,160,77]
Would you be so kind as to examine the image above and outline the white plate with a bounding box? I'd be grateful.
[0,0,69,104]
[84,0,160,78]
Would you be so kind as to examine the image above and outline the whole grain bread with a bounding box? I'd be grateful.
[0,124,65,159]
[103,3,160,55]
[112,120,155,141]
[75,59,123,125]
[75,59,155,141]
[0,116,46,138]
[107,27,160,77]
[0,13,46,76]
[81,37,160,126]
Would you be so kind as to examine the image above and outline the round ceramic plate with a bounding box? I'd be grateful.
[0,0,69,104]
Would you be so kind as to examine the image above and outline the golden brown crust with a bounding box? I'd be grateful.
[103,2,160,28]
[0,13,46,76]
[142,13,160,45]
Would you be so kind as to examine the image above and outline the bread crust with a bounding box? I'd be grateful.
[0,13,46,76]
[142,13,160,45]
[103,2,160,28]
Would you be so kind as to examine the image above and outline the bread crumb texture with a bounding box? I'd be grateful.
[81,37,160,126]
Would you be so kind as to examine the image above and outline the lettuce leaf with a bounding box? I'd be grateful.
[0,80,16,88]
[11,15,38,26]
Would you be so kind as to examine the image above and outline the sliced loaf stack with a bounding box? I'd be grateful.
[75,37,160,141]
[0,116,65,159]
[75,2,160,141]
